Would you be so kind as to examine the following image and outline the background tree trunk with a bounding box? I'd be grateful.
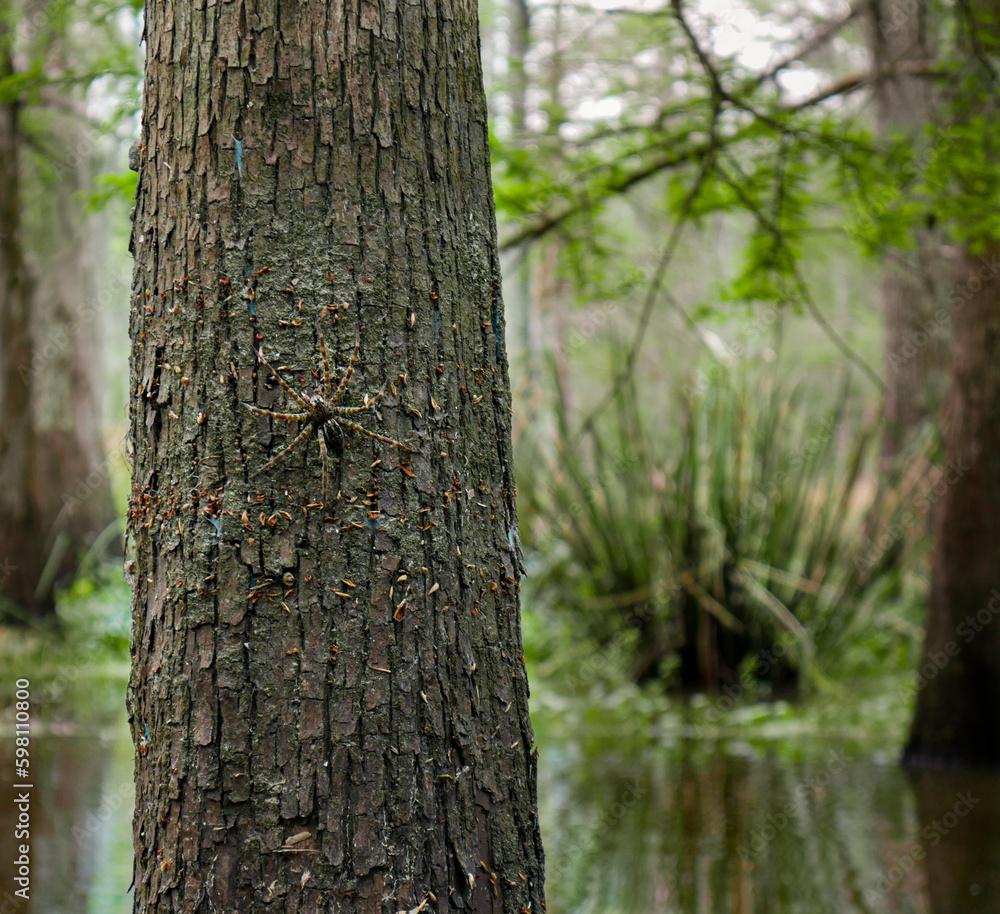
[127,0,545,911]
[904,1,1000,768]
[869,0,951,464]
[0,1,121,618]
[904,245,1000,766]
[0,31,45,615]
[907,767,1000,913]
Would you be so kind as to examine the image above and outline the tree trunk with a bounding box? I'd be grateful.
[0,31,47,616]
[0,3,121,618]
[24,111,122,598]
[869,0,951,464]
[126,1,545,911]
[903,1,1000,768]
[904,246,1000,766]
[508,0,531,143]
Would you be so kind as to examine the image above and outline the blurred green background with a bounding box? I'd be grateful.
[3,0,997,910]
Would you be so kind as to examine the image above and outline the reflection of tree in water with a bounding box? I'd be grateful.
[907,767,1000,914]
[535,730,996,913]
[0,733,125,913]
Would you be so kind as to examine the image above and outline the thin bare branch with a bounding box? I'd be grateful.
[576,101,724,438]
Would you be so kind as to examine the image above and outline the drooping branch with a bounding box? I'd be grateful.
[781,59,944,114]
[714,151,885,391]
[499,126,752,252]
[754,0,871,87]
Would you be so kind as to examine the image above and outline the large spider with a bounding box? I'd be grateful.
[243,320,416,505]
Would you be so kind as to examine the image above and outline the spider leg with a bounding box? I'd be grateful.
[255,349,313,411]
[333,383,391,415]
[329,327,361,406]
[254,421,317,475]
[243,404,310,421]
[318,323,333,401]
[317,423,329,508]
[335,418,419,453]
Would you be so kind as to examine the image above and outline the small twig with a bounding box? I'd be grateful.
[671,0,794,137]
[754,0,870,87]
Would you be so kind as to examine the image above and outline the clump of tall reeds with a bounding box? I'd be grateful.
[517,360,908,695]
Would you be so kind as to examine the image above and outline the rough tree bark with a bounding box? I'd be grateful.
[126,0,545,911]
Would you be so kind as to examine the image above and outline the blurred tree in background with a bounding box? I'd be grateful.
[0,0,138,618]
[867,0,950,466]
[905,0,1000,767]
[484,0,1000,733]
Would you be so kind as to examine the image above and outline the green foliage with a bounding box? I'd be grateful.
[490,131,562,219]
[1,0,140,219]
[488,0,1000,326]
[0,563,130,721]
[57,564,131,655]
[518,358,917,696]
[922,114,1000,250]
[85,169,137,210]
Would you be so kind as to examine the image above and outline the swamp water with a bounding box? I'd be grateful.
[2,694,1000,913]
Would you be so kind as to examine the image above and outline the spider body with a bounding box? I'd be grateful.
[243,322,415,505]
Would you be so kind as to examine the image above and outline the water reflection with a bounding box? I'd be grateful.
[537,719,1000,914]
[0,725,133,914]
[5,702,1000,913]
[907,767,1000,914]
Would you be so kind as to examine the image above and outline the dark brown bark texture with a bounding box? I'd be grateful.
[905,246,1000,766]
[126,1,545,912]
